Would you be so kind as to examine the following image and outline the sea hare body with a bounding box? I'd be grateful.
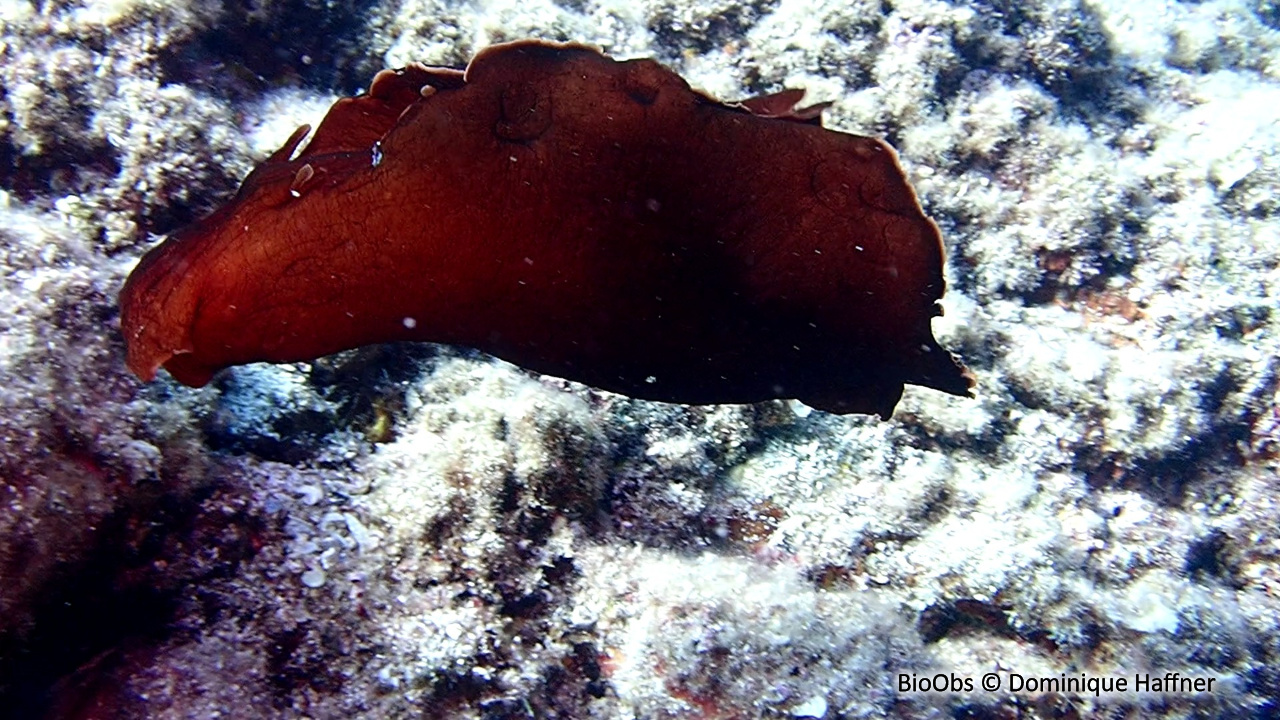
[120,40,972,417]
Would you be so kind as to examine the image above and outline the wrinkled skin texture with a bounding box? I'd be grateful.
[119,40,971,418]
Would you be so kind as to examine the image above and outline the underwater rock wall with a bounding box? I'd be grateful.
[0,0,1278,717]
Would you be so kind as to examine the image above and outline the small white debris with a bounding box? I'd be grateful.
[344,513,373,551]
[788,399,812,418]
[403,317,417,329]
[1120,573,1180,633]
[300,568,326,588]
[295,484,323,505]
[376,665,401,690]
[792,694,828,717]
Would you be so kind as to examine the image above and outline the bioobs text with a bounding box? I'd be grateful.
[898,673,971,693]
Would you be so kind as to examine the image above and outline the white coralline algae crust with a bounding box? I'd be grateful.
[0,0,1278,718]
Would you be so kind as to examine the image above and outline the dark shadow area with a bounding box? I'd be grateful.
[199,343,440,464]
[0,469,245,719]
[158,0,387,99]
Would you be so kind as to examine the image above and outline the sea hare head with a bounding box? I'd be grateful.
[120,220,214,386]
[120,40,972,416]
[119,126,349,386]
[120,65,465,387]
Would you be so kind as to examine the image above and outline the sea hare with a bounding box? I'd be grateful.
[119,40,972,418]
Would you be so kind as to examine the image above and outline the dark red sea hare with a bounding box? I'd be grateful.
[119,40,972,417]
